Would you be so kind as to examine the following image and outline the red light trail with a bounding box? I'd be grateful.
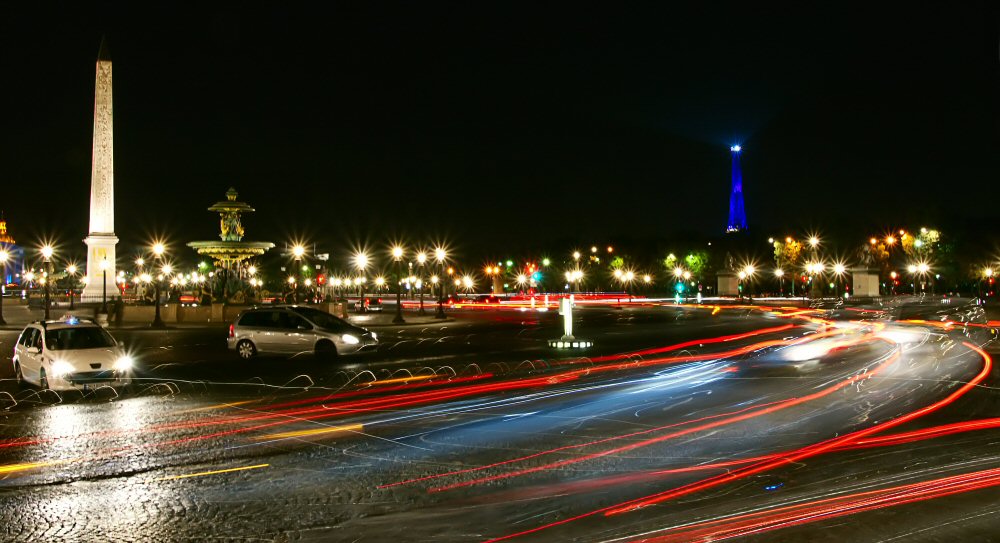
[483,341,992,542]
[627,464,1000,542]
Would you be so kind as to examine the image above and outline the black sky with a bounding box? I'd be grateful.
[2,2,997,260]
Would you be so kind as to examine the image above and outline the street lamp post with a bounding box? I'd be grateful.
[982,268,994,300]
[831,263,846,297]
[135,258,145,300]
[416,252,428,315]
[353,251,369,312]
[434,248,447,319]
[743,265,756,301]
[917,262,930,295]
[292,244,306,304]
[41,245,53,320]
[392,246,405,324]
[151,243,166,328]
[99,258,110,314]
[775,268,784,296]
[0,249,8,325]
[516,273,528,295]
[66,264,78,310]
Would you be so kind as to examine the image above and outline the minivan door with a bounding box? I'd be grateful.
[281,313,317,356]
[247,311,285,354]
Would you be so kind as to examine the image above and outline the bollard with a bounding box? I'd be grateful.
[548,296,592,349]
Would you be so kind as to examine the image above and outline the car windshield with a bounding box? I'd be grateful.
[291,307,352,331]
[46,327,117,350]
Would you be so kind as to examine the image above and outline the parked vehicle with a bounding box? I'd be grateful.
[354,297,383,312]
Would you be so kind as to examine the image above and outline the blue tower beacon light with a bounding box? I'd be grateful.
[726,144,748,233]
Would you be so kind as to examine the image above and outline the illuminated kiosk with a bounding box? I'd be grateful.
[548,297,593,349]
[186,188,275,295]
[851,267,881,297]
[716,270,739,296]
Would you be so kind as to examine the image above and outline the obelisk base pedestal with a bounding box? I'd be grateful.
[81,234,119,302]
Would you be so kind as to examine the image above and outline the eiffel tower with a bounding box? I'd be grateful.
[726,145,747,233]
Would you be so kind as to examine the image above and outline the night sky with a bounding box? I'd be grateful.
[2,3,997,262]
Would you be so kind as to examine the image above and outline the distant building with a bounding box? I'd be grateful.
[726,145,747,233]
[0,216,25,286]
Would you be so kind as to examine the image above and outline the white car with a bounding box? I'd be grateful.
[12,317,133,391]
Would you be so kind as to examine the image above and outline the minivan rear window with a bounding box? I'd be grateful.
[239,311,276,327]
[290,307,351,331]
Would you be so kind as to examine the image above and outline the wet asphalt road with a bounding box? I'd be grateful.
[0,304,999,542]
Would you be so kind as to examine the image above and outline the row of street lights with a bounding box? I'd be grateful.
[732,259,943,297]
[3,235,991,329]
[287,244,453,324]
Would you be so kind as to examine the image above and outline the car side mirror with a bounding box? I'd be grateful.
[26,346,40,354]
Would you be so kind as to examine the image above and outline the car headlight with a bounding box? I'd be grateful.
[371,332,377,341]
[50,360,74,378]
[113,356,133,371]
[341,334,360,345]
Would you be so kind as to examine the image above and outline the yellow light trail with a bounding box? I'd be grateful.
[370,374,437,386]
[254,423,363,441]
[154,463,269,481]
[177,400,258,414]
[0,460,66,475]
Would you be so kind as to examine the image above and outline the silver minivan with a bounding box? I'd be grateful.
[228,305,377,360]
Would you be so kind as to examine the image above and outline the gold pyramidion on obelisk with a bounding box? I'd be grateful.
[81,37,119,302]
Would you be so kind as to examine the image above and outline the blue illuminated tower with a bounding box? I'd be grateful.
[726,145,747,233]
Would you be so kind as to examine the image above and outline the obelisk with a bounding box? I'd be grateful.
[81,38,119,302]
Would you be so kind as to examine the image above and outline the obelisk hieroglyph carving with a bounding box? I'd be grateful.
[81,38,119,302]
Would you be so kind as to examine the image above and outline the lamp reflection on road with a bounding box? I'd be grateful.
[42,404,85,459]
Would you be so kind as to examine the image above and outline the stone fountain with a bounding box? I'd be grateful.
[187,188,275,305]
[187,187,275,267]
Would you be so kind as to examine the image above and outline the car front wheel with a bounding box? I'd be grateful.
[236,340,257,360]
